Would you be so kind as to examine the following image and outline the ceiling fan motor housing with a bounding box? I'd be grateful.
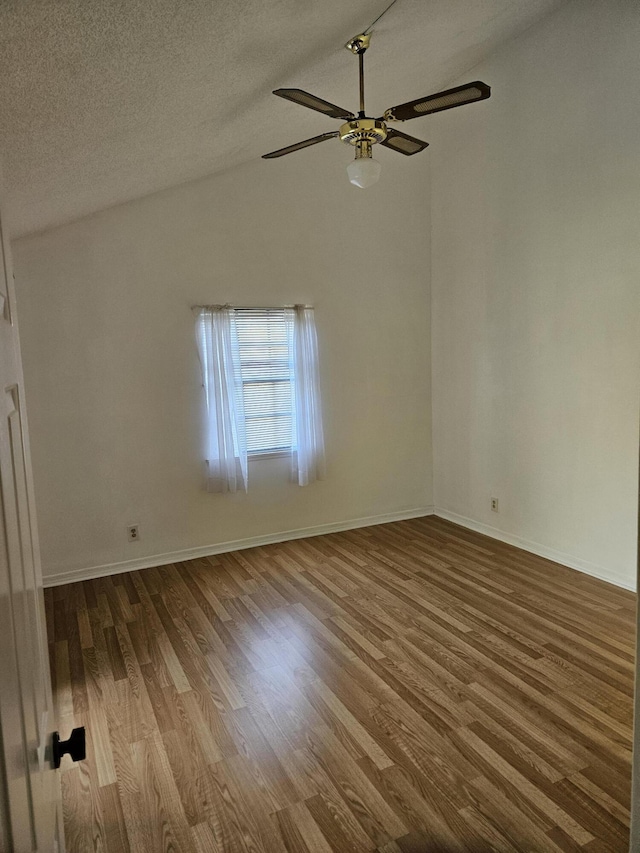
[339,118,387,147]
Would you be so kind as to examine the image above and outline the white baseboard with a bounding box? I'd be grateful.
[434,507,636,591]
[44,504,634,593]
[43,506,436,588]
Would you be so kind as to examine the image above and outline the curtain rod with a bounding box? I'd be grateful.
[191,304,312,311]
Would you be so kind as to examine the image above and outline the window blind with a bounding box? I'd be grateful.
[234,309,293,454]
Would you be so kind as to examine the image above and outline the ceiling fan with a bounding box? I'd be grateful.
[263,32,490,188]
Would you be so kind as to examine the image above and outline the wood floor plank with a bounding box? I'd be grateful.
[303,791,373,853]
[275,800,335,853]
[357,756,472,850]
[206,757,270,853]
[54,640,74,726]
[304,674,395,770]
[191,820,222,853]
[454,722,594,844]
[465,775,569,853]
[226,704,300,811]
[131,732,193,852]
[304,725,409,846]
[99,782,131,853]
[48,517,634,852]
[60,767,92,853]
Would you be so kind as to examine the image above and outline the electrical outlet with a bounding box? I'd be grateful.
[127,525,140,542]
[490,498,499,512]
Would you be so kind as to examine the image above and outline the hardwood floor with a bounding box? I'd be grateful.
[45,516,636,852]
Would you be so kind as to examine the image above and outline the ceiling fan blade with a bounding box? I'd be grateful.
[262,131,340,159]
[383,81,490,122]
[273,88,355,120]
[380,128,429,156]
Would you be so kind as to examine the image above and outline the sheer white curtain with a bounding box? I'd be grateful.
[195,306,248,493]
[286,305,326,486]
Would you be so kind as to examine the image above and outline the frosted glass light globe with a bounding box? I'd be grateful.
[347,156,381,188]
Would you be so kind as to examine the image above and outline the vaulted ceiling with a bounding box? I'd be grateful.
[0,0,564,237]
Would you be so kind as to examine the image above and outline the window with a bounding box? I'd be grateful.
[234,309,292,455]
[195,304,324,492]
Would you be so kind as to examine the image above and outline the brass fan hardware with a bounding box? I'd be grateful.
[345,32,371,54]
[263,17,491,188]
[339,118,387,146]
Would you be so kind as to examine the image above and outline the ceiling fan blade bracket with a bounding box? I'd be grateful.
[383,108,402,122]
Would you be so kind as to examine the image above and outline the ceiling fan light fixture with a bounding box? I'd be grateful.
[347,140,381,189]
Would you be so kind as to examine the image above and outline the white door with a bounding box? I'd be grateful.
[0,196,63,850]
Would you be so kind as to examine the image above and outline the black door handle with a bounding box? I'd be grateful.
[52,727,86,769]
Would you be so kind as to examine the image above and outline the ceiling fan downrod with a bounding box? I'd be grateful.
[340,32,386,170]
[345,32,371,117]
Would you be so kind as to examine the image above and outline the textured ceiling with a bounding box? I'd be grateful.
[0,0,565,237]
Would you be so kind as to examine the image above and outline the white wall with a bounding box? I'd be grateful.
[13,0,640,590]
[430,0,640,588]
[13,144,433,581]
